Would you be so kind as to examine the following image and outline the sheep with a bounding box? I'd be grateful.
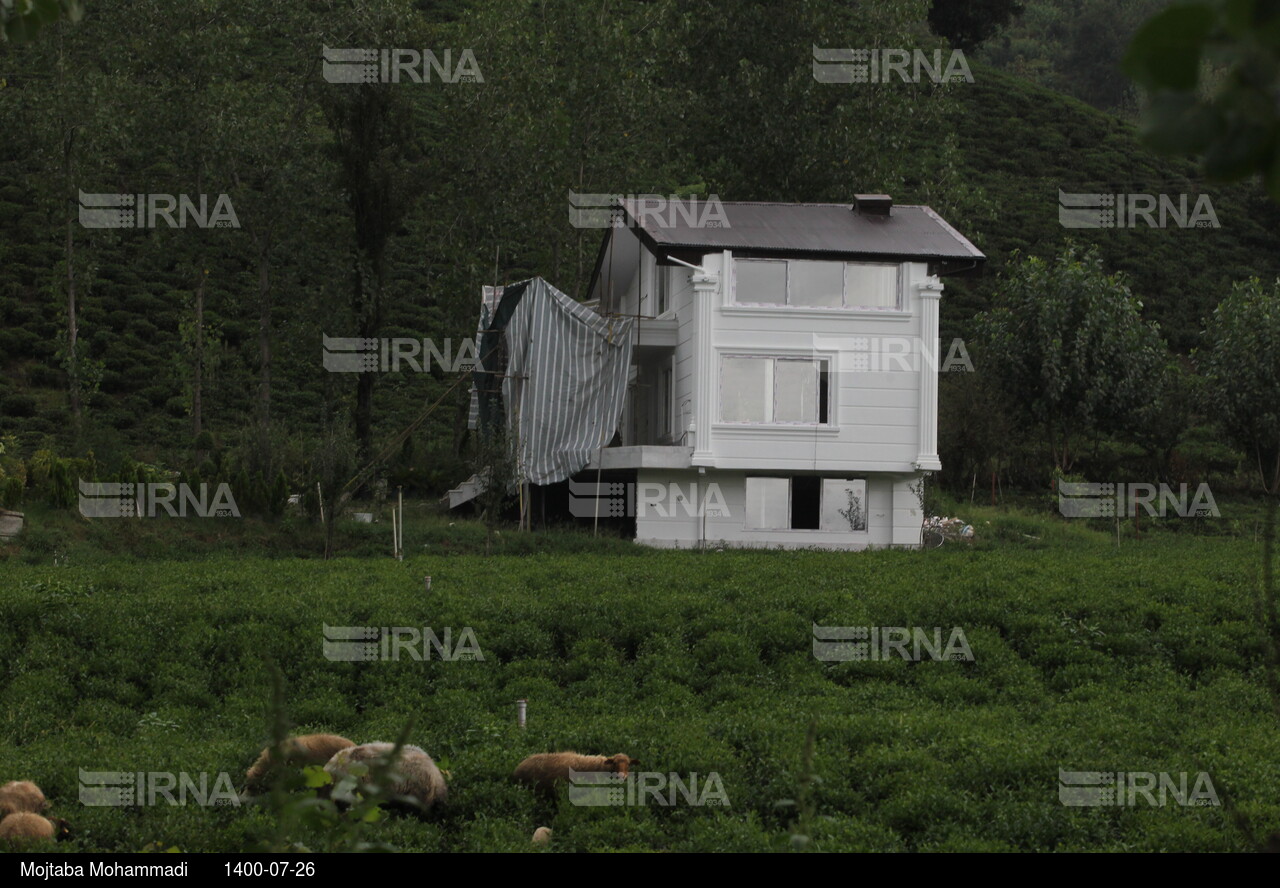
[243,733,356,794]
[513,752,636,795]
[0,812,62,844]
[323,742,448,813]
[531,826,553,845]
[0,781,47,818]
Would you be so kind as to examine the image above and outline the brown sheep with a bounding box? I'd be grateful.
[531,826,553,845]
[0,781,47,818]
[513,752,636,795]
[323,742,448,813]
[243,733,355,793]
[0,812,57,844]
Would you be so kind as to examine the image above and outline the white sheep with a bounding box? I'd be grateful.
[0,781,47,818]
[0,812,68,844]
[243,733,356,794]
[323,742,448,813]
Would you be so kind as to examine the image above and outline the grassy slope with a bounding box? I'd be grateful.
[1,524,1276,852]
[940,65,1280,352]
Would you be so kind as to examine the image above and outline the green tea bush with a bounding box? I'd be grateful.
[0,535,1276,851]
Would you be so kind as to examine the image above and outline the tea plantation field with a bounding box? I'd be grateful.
[1,532,1277,852]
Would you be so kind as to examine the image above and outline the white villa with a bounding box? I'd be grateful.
[577,196,984,549]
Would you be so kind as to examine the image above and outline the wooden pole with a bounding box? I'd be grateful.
[518,472,525,530]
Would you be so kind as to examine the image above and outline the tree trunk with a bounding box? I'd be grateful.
[63,128,80,439]
[257,234,272,426]
[192,270,205,438]
[353,260,382,464]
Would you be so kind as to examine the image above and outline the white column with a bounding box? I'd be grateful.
[689,258,721,466]
[914,274,944,472]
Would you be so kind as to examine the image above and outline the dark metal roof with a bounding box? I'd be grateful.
[618,199,985,266]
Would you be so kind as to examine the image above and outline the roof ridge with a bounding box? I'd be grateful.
[621,198,930,209]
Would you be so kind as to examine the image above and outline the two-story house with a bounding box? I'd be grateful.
[456,196,983,549]
[576,195,984,548]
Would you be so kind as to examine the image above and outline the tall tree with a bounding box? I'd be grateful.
[1200,278,1280,495]
[977,245,1168,473]
[322,82,428,460]
[929,0,1024,51]
[317,0,435,461]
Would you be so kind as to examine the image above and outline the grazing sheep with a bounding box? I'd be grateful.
[531,826,552,845]
[513,752,636,795]
[244,733,355,793]
[0,813,57,844]
[0,781,47,818]
[323,742,448,813]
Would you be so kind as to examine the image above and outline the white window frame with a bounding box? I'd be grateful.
[745,477,790,530]
[732,257,903,311]
[743,476,870,534]
[842,262,902,311]
[719,354,831,426]
[820,478,868,533]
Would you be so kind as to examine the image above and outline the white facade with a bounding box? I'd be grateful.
[585,219,951,551]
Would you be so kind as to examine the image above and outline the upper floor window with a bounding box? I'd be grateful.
[733,258,901,310]
[721,355,830,425]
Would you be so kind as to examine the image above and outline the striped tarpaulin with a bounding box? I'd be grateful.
[471,278,634,486]
[466,284,505,431]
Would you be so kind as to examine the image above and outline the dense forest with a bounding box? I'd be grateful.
[1,0,1278,514]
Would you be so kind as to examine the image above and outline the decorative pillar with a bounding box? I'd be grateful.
[913,274,944,472]
[690,258,721,466]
